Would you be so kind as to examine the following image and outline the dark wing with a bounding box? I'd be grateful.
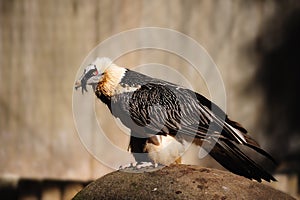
[114,69,248,143]
[110,79,276,182]
[129,82,275,162]
[124,82,245,144]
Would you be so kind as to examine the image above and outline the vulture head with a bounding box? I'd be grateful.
[75,57,113,93]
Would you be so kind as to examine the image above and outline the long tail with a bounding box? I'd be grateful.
[205,138,277,182]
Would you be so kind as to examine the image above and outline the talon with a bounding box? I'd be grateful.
[119,163,135,170]
[135,161,155,169]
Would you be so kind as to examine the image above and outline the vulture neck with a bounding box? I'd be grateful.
[96,64,126,97]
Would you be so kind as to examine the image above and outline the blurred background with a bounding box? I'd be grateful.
[0,0,300,199]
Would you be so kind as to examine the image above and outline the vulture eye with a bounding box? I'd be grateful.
[93,70,98,75]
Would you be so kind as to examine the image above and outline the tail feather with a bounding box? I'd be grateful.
[206,139,276,182]
[244,142,277,165]
[242,134,277,164]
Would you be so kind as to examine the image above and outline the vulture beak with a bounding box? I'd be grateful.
[75,65,99,94]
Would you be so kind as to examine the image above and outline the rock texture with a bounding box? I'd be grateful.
[72,165,295,200]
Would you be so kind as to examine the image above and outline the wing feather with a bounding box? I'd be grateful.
[113,82,235,142]
[105,69,276,182]
[111,79,275,161]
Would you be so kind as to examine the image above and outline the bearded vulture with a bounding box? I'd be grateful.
[75,57,276,182]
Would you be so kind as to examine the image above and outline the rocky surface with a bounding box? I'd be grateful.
[73,164,295,200]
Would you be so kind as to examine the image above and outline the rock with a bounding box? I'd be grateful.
[72,164,295,200]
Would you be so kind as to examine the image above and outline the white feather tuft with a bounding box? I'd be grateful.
[92,57,113,71]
